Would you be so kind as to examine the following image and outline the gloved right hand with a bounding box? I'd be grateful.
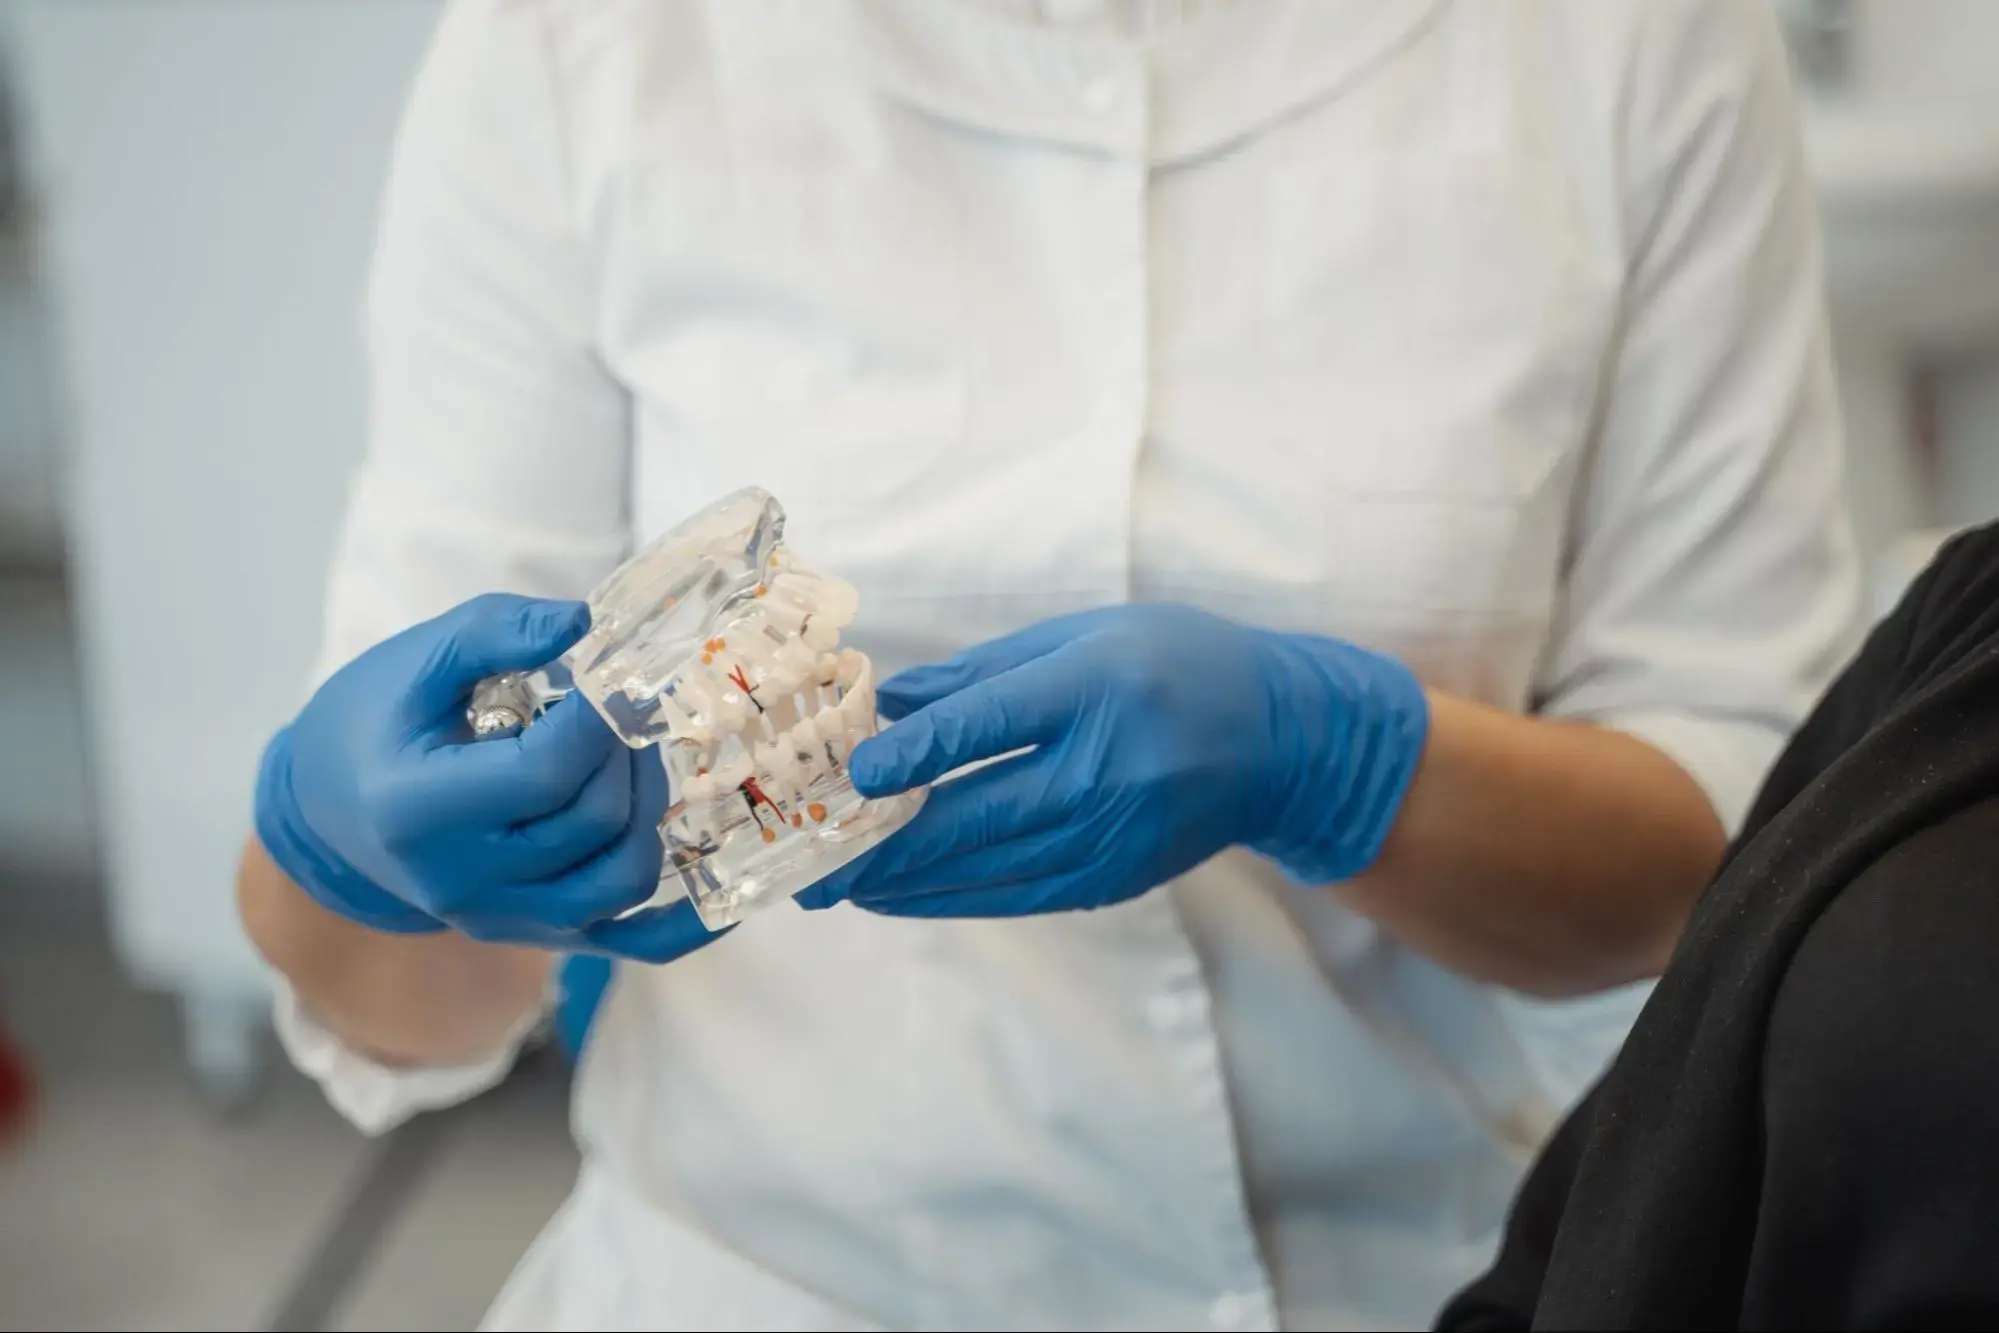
[253,593,715,964]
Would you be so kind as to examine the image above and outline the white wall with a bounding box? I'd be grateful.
[7,0,443,994]
[0,579,96,884]
[1853,0,1999,104]
[1853,0,1999,533]
[0,253,64,570]
[1934,363,1999,530]
[0,27,91,880]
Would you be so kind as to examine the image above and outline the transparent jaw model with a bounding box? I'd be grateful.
[468,487,925,932]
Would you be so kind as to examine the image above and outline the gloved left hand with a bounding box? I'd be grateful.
[795,603,1430,919]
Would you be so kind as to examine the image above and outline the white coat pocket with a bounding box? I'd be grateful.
[1260,149,1617,642]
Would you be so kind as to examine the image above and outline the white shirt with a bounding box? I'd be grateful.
[277,1,1861,1328]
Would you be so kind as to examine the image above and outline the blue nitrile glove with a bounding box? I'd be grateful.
[254,593,715,964]
[554,953,616,1063]
[795,603,1430,918]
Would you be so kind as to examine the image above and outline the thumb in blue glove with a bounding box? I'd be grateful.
[794,603,1430,918]
[255,593,716,964]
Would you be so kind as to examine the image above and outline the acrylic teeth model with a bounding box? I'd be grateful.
[468,487,925,933]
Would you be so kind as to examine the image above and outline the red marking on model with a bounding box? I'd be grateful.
[741,775,781,815]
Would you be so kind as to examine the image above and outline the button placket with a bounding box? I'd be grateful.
[1133,894,1279,1331]
[1115,55,1151,604]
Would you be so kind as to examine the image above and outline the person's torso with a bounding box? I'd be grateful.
[499,2,1650,1328]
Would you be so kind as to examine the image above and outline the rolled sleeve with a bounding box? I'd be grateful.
[272,977,544,1136]
[1588,708,1782,840]
[1533,0,1863,839]
[312,0,633,690]
[1509,1,1865,1099]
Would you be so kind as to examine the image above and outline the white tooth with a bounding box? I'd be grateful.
[796,732,833,783]
[767,570,814,601]
[790,714,823,752]
[732,633,779,679]
[713,680,750,729]
[759,596,808,635]
[781,761,811,808]
[757,662,801,705]
[765,655,808,692]
[834,649,867,691]
[653,691,697,739]
[812,575,861,627]
[680,773,714,805]
[773,569,859,626]
[673,671,720,726]
[717,756,755,792]
[752,736,785,782]
[774,638,818,676]
[727,651,763,695]
[823,725,853,766]
[816,653,841,685]
[839,679,876,737]
[802,617,839,653]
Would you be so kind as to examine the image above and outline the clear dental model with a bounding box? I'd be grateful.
[469,487,925,932]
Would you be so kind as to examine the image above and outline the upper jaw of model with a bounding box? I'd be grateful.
[469,487,924,932]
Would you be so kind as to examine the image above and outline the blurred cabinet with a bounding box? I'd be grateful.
[8,0,443,1103]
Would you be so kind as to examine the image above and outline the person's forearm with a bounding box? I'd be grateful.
[1335,692,1726,999]
[237,836,552,1067]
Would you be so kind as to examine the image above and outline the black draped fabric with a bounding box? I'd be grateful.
[1438,522,1999,1331]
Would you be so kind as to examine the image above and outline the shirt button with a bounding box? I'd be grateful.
[1208,1291,1256,1329]
[1081,76,1118,112]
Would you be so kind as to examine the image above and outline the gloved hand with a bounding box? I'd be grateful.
[795,603,1430,918]
[254,593,714,963]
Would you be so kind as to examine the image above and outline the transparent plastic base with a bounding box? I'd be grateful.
[469,487,925,933]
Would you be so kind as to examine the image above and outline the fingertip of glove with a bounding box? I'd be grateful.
[792,882,841,911]
[584,899,722,965]
[846,736,902,798]
[531,599,592,648]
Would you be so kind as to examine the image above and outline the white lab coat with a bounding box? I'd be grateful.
[276,1,1861,1328]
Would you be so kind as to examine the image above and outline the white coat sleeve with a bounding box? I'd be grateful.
[275,0,631,1132]
[1533,0,1861,832]
[1504,0,1864,1102]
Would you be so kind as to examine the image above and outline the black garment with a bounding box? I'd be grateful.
[1438,523,1999,1332]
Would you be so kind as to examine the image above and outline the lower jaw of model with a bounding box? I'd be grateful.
[467,487,925,933]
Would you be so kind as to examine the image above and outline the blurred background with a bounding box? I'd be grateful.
[0,0,1993,1328]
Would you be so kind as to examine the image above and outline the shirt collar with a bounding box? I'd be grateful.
[838,0,1451,164]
